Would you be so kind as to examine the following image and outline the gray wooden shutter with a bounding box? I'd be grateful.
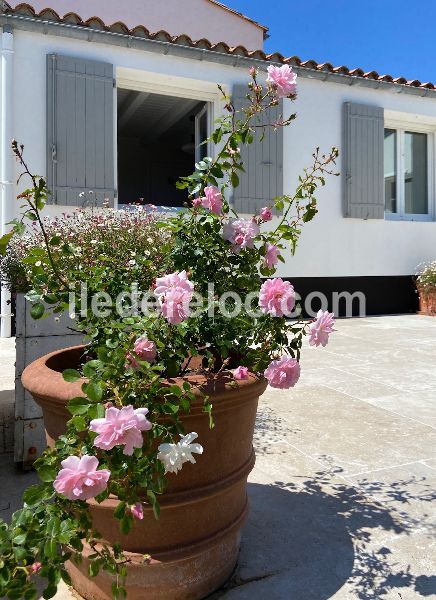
[343,102,384,219]
[47,54,115,206]
[231,84,283,214]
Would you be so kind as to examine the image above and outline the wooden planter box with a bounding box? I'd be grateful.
[14,294,85,467]
[417,286,436,316]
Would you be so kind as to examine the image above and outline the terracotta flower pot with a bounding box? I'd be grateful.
[417,286,436,316]
[22,346,267,600]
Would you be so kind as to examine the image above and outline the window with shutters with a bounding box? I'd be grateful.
[384,123,435,221]
[47,54,115,207]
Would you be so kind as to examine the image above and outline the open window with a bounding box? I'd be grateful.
[117,89,209,208]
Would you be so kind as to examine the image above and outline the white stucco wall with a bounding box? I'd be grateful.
[7,0,265,50]
[279,79,436,278]
[5,29,436,280]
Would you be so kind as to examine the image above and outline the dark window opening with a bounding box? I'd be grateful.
[117,89,207,207]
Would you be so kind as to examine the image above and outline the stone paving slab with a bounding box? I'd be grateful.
[0,315,435,599]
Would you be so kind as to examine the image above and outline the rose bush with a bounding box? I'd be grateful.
[0,65,338,599]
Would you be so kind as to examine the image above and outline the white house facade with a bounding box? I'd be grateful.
[1,0,436,331]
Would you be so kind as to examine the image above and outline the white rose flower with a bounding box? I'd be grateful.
[157,432,203,474]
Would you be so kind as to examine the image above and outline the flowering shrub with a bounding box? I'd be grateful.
[0,207,171,302]
[0,65,338,599]
[416,261,436,292]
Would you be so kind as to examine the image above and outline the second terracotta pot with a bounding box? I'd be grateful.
[418,286,436,315]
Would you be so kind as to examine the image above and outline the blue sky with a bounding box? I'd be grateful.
[228,0,436,83]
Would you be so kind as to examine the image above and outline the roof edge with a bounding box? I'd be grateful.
[1,4,435,95]
[207,0,269,35]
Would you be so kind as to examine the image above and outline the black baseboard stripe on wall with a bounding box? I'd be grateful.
[286,276,419,317]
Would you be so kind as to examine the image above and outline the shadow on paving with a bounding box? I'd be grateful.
[211,470,436,599]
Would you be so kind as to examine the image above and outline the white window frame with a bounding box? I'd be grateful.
[114,69,223,210]
[384,118,436,222]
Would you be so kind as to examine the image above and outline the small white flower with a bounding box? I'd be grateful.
[128,259,136,266]
[157,432,203,474]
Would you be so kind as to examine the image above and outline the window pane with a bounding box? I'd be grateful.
[384,129,397,213]
[405,131,428,214]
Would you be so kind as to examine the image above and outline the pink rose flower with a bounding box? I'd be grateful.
[309,310,336,347]
[154,271,194,298]
[233,366,249,380]
[201,186,223,215]
[53,455,110,501]
[222,219,260,253]
[265,243,280,269]
[30,562,42,574]
[192,197,202,209]
[89,406,152,456]
[130,502,144,520]
[264,356,300,389]
[260,207,273,222]
[133,336,157,363]
[259,278,296,317]
[267,65,297,98]
[161,288,192,325]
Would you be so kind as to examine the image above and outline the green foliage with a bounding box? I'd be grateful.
[416,260,436,291]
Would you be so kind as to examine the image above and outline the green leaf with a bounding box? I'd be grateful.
[62,369,81,383]
[6,589,23,600]
[43,539,58,560]
[12,533,26,545]
[114,501,126,520]
[166,360,180,378]
[112,582,127,600]
[42,583,58,600]
[46,516,61,537]
[147,491,160,520]
[82,360,102,378]
[231,171,239,188]
[30,303,45,320]
[84,381,104,403]
[60,569,72,586]
[67,397,91,416]
[23,484,50,507]
[36,464,57,483]
[168,385,182,397]
[120,513,133,535]
[69,415,87,432]
[88,561,100,578]
[87,403,105,420]
[0,232,13,255]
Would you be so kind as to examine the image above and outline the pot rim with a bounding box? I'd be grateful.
[22,345,267,408]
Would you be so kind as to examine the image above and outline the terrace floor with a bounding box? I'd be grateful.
[0,315,435,599]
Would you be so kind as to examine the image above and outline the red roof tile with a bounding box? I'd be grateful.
[3,2,435,92]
